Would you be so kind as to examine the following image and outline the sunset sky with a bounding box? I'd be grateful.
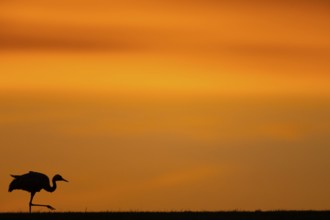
[1,0,330,212]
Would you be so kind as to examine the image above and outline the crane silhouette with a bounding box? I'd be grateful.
[8,171,68,213]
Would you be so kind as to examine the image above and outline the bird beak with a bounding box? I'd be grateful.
[62,178,69,182]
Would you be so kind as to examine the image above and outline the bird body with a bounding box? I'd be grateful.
[9,171,52,193]
[8,171,68,213]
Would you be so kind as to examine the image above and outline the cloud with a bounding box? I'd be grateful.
[0,22,147,51]
[1,0,329,52]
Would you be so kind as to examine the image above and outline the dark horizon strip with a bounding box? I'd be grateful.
[1,211,330,220]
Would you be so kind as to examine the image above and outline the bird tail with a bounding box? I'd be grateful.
[9,174,19,192]
[8,182,14,192]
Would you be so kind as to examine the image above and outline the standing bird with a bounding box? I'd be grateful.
[8,171,68,213]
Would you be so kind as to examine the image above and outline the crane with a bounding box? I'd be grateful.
[9,171,68,213]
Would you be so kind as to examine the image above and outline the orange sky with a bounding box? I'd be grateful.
[1,0,330,212]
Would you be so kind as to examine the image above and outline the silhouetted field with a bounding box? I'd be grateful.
[1,211,330,220]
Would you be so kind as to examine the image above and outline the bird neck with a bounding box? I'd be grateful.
[45,177,57,193]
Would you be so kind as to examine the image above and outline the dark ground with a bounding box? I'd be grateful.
[1,211,329,220]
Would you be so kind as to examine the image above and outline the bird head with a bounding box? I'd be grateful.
[53,174,69,182]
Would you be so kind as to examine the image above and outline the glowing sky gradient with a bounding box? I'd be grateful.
[1,0,330,212]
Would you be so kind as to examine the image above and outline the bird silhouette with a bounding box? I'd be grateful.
[8,171,68,213]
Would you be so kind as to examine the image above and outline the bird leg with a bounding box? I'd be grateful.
[29,192,55,213]
[29,192,34,213]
